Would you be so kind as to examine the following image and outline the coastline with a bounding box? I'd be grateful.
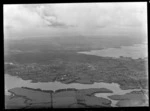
[5,87,113,109]
[5,73,148,91]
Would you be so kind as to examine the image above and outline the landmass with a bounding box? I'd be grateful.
[5,87,113,109]
[5,51,148,90]
[5,37,148,108]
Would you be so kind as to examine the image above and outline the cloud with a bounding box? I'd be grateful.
[4,3,147,39]
[4,4,75,31]
[47,20,75,28]
[4,5,44,30]
[38,9,75,28]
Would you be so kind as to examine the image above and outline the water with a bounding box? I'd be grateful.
[78,43,147,59]
[5,74,141,107]
[5,43,148,106]
[78,43,148,106]
[5,74,139,93]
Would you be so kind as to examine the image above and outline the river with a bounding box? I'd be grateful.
[5,74,141,107]
[5,43,148,107]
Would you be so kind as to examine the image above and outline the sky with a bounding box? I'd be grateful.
[4,2,147,40]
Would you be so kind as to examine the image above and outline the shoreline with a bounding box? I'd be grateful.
[5,87,113,108]
[5,73,148,91]
[77,43,147,60]
[5,86,148,108]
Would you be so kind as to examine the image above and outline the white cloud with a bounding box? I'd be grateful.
[4,3,147,39]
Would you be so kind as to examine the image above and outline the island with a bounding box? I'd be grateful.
[5,87,113,109]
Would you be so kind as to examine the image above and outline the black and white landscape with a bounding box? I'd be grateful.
[4,2,148,109]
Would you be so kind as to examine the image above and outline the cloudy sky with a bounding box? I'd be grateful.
[4,2,147,39]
